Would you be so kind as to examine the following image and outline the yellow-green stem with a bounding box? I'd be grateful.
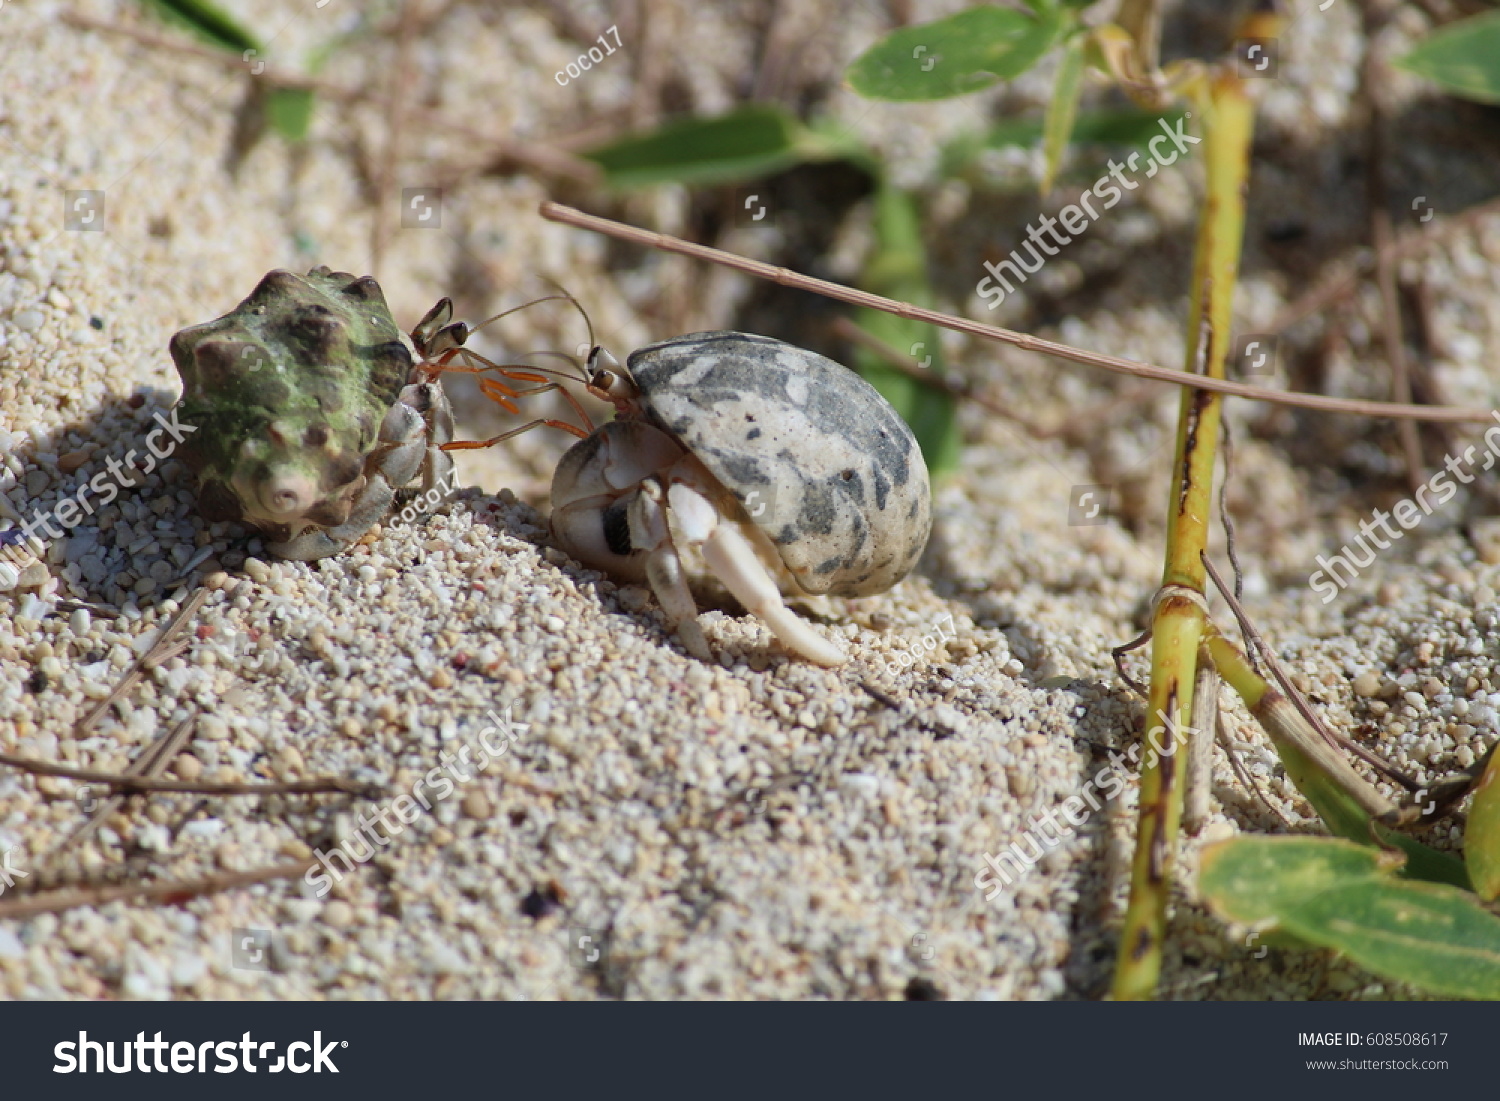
[1111,67,1254,1000]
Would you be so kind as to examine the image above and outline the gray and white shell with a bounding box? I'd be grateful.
[627,331,931,597]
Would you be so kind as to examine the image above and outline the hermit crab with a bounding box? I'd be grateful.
[169,267,456,560]
[437,315,932,666]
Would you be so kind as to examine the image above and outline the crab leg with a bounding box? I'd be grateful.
[271,382,448,560]
[666,482,845,667]
[619,481,705,661]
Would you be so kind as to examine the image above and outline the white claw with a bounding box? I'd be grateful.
[671,483,846,667]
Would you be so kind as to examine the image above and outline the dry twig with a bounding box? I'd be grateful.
[0,861,316,921]
[540,202,1498,424]
[0,750,377,798]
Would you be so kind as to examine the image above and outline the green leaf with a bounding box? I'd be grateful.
[1201,836,1500,999]
[1040,36,1086,193]
[1293,879,1500,999]
[1256,700,1471,889]
[846,6,1066,102]
[266,87,315,142]
[1467,746,1500,900]
[1199,835,1396,925]
[584,106,824,190]
[139,0,260,54]
[1397,10,1500,106]
[849,183,962,477]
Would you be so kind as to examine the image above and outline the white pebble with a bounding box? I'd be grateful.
[69,607,91,636]
[170,953,206,988]
[840,772,882,800]
[17,593,48,621]
[180,818,224,840]
[12,308,44,332]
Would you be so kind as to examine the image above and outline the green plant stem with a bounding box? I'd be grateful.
[1112,66,1253,1000]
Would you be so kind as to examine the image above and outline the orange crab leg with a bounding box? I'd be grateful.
[440,418,590,450]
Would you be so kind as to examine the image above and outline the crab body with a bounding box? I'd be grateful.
[551,331,932,665]
[169,267,455,560]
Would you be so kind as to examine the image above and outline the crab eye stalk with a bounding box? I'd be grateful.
[585,347,638,403]
[411,297,454,352]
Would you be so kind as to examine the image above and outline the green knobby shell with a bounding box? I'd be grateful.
[169,266,413,543]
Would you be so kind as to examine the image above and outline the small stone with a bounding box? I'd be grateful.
[323,900,353,928]
[12,308,44,332]
[172,753,203,782]
[1470,518,1500,565]
[1352,672,1381,698]
[243,557,272,583]
[69,607,91,636]
[16,560,48,590]
[171,953,206,988]
[282,898,321,924]
[429,668,453,689]
[197,714,229,741]
[57,448,93,473]
[519,883,563,920]
[461,791,491,819]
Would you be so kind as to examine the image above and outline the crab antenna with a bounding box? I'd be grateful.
[531,275,596,353]
[463,293,580,341]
